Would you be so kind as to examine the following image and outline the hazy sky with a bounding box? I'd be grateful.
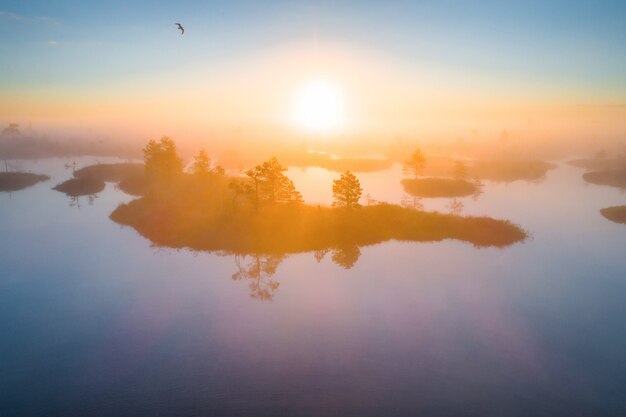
[1,0,625,142]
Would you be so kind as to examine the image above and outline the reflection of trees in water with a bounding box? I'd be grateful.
[313,246,361,270]
[330,246,361,269]
[447,199,464,215]
[471,179,484,201]
[231,246,362,301]
[68,193,98,208]
[232,253,285,301]
[400,194,423,210]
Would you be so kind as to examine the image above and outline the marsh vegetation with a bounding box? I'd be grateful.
[0,172,49,192]
[109,138,527,265]
[583,170,626,190]
[600,206,626,224]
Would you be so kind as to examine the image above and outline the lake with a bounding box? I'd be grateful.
[1,157,625,416]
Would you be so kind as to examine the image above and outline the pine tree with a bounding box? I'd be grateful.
[192,149,210,177]
[143,136,183,179]
[332,171,362,208]
[403,148,426,179]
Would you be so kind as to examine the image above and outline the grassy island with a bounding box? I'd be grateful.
[74,163,144,182]
[109,138,527,259]
[111,195,527,252]
[600,206,626,224]
[0,172,49,192]
[53,178,105,196]
[583,170,626,189]
[401,178,477,198]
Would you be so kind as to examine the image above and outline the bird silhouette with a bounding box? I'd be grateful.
[175,23,184,35]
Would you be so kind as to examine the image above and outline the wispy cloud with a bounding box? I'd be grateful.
[0,10,60,26]
[47,40,59,46]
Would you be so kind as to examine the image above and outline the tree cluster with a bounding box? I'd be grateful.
[245,157,302,206]
[403,148,427,179]
[192,149,225,178]
[143,136,183,179]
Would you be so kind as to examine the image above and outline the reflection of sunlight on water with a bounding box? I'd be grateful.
[2,158,626,415]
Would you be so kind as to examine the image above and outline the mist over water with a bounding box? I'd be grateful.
[1,157,625,416]
[2,1,626,415]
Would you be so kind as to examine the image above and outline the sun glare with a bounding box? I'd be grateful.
[292,80,345,133]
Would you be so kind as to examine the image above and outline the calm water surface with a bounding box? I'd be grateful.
[1,158,625,416]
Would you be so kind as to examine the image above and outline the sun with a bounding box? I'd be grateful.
[292,79,345,133]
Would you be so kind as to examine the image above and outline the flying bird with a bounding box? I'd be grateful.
[175,23,184,35]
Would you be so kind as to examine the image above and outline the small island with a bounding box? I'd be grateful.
[74,162,144,182]
[110,138,528,262]
[0,172,49,192]
[52,162,145,197]
[583,170,626,190]
[53,178,105,197]
[600,206,626,225]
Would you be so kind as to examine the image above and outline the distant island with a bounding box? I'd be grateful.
[582,170,626,190]
[401,178,478,198]
[109,138,527,265]
[74,162,144,182]
[53,178,105,197]
[52,162,145,197]
[0,172,49,192]
[600,206,626,224]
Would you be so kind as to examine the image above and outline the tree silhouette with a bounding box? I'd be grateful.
[143,136,183,179]
[245,157,302,206]
[447,199,464,215]
[403,148,426,179]
[332,171,362,208]
[192,149,210,177]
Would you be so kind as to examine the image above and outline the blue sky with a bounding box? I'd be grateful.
[2,1,625,93]
[1,0,625,125]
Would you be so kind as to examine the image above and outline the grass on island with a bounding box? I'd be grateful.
[600,206,626,225]
[0,172,49,192]
[74,163,144,182]
[401,178,477,198]
[52,162,146,197]
[53,178,105,197]
[583,170,626,189]
[110,174,527,254]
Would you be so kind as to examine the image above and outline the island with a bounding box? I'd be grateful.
[582,170,626,190]
[74,162,144,182]
[53,178,105,197]
[600,206,626,224]
[0,172,49,192]
[110,138,528,260]
[53,162,145,197]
